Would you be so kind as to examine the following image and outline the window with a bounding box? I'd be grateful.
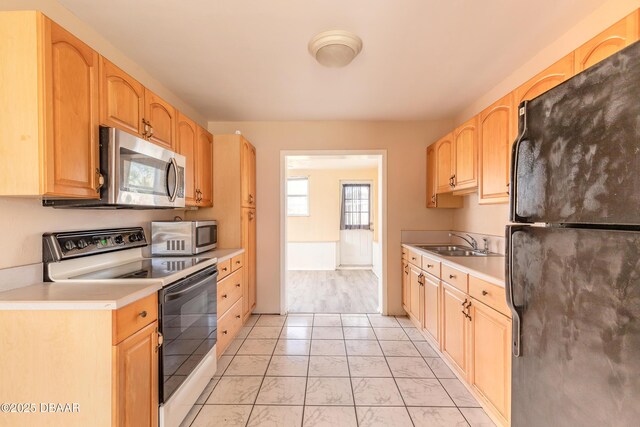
[287,177,309,216]
[340,183,371,230]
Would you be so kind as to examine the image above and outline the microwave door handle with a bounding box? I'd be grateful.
[164,270,219,302]
[168,157,179,202]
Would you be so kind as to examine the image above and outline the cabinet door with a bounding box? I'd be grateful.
[401,260,410,311]
[441,282,468,378]
[45,19,99,198]
[426,146,436,208]
[575,10,640,72]
[514,53,574,106]
[241,138,257,207]
[478,93,514,205]
[422,274,440,344]
[99,57,144,136]
[241,208,257,318]
[452,116,478,191]
[197,126,213,207]
[177,113,198,206]
[469,299,511,425]
[144,88,176,150]
[435,133,455,194]
[408,265,423,325]
[114,321,158,427]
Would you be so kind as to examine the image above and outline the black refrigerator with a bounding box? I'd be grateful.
[506,41,640,426]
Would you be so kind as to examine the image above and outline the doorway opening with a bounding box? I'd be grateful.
[280,151,386,314]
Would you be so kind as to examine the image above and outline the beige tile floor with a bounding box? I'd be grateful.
[180,314,496,427]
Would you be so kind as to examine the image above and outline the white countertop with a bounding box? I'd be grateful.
[0,282,162,310]
[0,247,244,310]
[402,243,505,287]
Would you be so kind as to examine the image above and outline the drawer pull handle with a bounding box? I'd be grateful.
[236,283,241,288]
[449,274,456,279]
[427,264,434,268]
[482,290,488,296]
[236,315,241,319]
[222,294,228,299]
[236,260,241,265]
[222,330,228,335]
[139,310,147,318]
[222,267,228,272]
[411,257,417,261]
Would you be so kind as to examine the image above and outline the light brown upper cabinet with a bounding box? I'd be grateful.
[452,116,479,192]
[144,88,177,150]
[197,126,214,207]
[177,115,213,207]
[177,113,198,206]
[99,57,145,137]
[435,133,455,194]
[478,93,515,205]
[514,53,574,106]
[427,145,462,208]
[575,10,640,72]
[241,138,257,208]
[0,11,100,198]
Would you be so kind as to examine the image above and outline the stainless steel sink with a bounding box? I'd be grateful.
[413,244,502,257]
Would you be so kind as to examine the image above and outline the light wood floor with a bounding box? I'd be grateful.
[287,270,379,313]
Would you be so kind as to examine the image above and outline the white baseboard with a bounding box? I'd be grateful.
[287,242,337,271]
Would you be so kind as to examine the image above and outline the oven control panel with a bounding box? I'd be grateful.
[43,228,147,262]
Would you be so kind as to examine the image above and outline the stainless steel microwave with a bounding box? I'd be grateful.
[151,220,217,256]
[43,126,186,209]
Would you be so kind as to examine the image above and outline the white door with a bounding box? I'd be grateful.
[340,229,373,266]
[339,182,373,266]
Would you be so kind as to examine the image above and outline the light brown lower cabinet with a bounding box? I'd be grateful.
[216,257,248,357]
[441,281,469,377]
[469,298,512,426]
[401,246,512,427]
[241,208,257,318]
[0,294,160,427]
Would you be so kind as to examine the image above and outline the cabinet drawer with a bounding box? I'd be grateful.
[441,264,468,293]
[217,298,243,356]
[407,249,422,267]
[218,269,243,315]
[231,254,244,272]
[113,293,158,345]
[469,276,510,317]
[218,258,232,280]
[421,254,441,278]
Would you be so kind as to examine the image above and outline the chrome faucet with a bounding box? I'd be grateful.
[449,232,478,251]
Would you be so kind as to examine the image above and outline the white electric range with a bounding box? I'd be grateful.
[43,227,219,427]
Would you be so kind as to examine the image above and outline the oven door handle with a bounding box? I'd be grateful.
[164,270,218,302]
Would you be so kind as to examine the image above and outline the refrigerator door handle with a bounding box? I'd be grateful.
[505,224,523,357]
[509,100,529,223]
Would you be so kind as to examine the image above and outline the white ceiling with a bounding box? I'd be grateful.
[287,155,380,170]
[59,0,607,121]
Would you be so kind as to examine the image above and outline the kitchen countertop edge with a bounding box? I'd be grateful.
[402,243,505,287]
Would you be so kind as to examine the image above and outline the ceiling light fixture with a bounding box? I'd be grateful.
[308,30,363,68]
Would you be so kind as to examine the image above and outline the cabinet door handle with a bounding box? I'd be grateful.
[249,211,255,220]
[139,310,147,318]
[236,283,241,288]
[449,274,456,279]
[249,194,254,203]
[236,315,241,319]
[222,330,228,335]
[452,174,456,187]
[222,294,228,299]
[482,290,488,296]
[461,298,468,307]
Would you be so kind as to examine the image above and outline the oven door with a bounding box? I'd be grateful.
[193,222,217,254]
[159,265,218,403]
[111,127,186,208]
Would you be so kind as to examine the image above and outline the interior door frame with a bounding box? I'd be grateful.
[338,179,374,267]
[280,150,388,315]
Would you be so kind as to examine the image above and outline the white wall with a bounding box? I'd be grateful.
[208,120,455,315]
[287,242,338,271]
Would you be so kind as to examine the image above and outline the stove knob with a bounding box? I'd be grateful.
[114,235,124,245]
[77,239,88,249]
[128,234,137,242]
[64,240,77,251]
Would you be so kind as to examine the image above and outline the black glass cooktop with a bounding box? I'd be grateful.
[70,257,211,280]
